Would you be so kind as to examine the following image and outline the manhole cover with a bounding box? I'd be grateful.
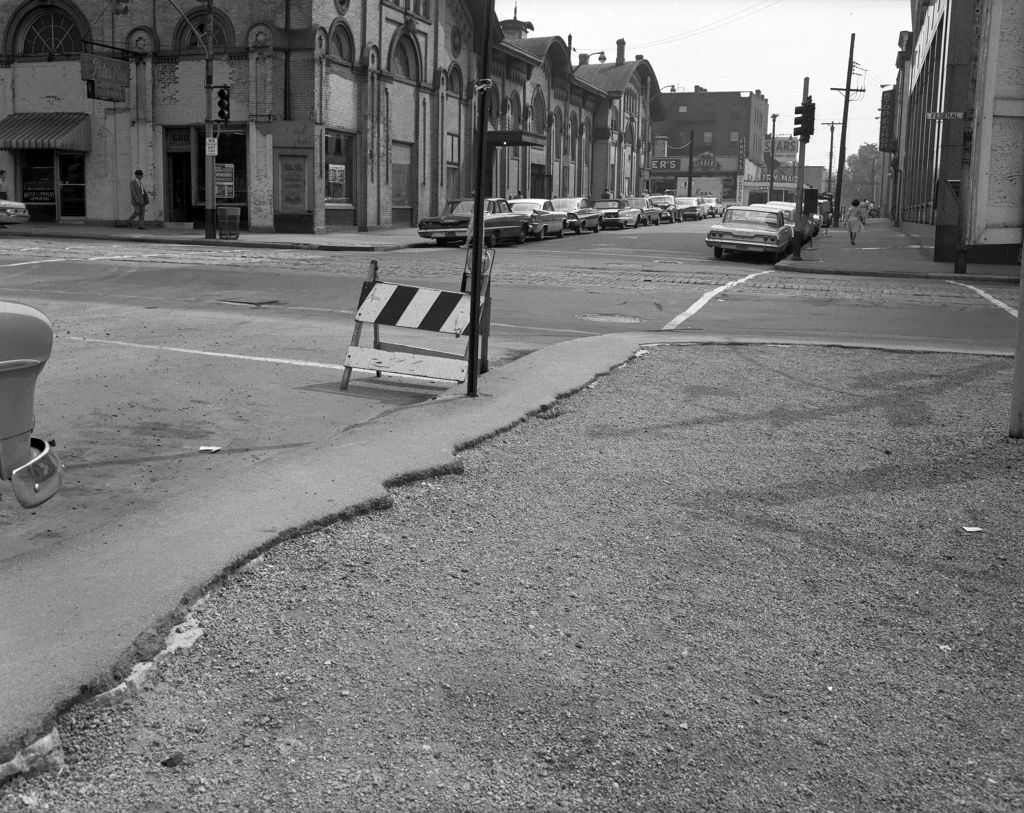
[575,313,643,324]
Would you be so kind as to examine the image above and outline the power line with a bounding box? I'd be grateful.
[632,0,783,49]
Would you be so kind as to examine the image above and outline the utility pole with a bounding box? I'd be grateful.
[768,113,778,202]
[830,34,856,227]
[687,129,694,195]
[824,121,840,196]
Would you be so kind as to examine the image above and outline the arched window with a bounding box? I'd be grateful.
[447,64,463,97]
[391,36,419,82]
[531,92,546,136]
[552,109,563,159]
[509,94,522,129]
[17,6,83,57]
[329,23,354,62]
[174,11,233,52]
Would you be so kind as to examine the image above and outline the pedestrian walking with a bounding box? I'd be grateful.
[0,169,9,200]
[601,188,612,199]
[846,198,865,245]
[127,169,150,229]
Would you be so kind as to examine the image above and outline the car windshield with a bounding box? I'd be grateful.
[594,201,620,209]
[650,196,673,205]
[550,199,578,209]
[510,202,540,213]
[626,199,646,207]
[725,210,780,226]
[445,201,475,216]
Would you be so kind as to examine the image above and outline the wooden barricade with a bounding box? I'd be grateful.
[340,251,493,389]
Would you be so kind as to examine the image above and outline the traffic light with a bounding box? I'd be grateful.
[216,87,230,121]
[794,96,815,142]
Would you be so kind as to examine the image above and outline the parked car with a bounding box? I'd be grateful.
[704,205,793,262]
[509,198,567,239]
[648,194,679,222]
[551,197,602,233]
[0,199,30,225]
[0,301,63,507]
[750,202,814,245]
[417,198,529,247]
[594,198,643,229]
[702,197,723,217]
[627,196,662,226]
[675,196,706,220]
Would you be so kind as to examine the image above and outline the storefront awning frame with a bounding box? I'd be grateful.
[0,113,92,152]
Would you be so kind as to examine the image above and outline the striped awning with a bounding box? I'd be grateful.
[0,113,91,152]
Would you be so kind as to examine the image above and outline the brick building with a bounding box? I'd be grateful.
[650,86,769,204]
[0,1,661,234]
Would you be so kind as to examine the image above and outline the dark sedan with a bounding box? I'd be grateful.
[417,198,529,247]
[648,194,680,222]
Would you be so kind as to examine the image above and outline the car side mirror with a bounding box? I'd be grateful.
[0,302,63,507]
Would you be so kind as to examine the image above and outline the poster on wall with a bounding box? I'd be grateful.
[215,163,235,199]
[280,156,307,211]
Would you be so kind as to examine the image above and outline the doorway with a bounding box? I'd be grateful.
[57,154,86,218]
[167,152,192,222]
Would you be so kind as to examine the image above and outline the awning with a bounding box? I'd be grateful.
[485,130,546,149]
[0,113,91,152]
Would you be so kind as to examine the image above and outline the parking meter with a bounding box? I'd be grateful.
[0,301,62,507]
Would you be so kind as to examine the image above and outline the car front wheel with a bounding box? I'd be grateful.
[713,246,723,258]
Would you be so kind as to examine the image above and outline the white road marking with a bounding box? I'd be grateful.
[66,336,347,369]
[661,269,776,330]
[0,259,67,268]
[947,281,1018,318]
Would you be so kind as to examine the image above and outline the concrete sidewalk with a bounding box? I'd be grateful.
[775,218,1020,282]
[1,218,1020,282]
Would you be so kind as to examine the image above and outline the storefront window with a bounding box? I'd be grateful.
[325,131,353,202]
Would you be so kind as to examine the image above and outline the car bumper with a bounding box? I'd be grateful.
[705,238,787,254]
[418,227,468,240]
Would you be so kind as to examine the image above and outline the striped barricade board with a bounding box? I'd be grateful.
[340,260,488,389]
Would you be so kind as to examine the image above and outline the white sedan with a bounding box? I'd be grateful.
[0,200,30,225]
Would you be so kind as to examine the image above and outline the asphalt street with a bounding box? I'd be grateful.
[0,217,1020,779]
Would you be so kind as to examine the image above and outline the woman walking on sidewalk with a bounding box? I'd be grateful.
[845,198,866,245]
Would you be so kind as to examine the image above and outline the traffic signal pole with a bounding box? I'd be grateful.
[204,0,216,238]
[792,78,810,261]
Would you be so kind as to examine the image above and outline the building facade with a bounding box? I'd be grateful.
[891,0,1023,263]
[651,86,769,204]
[0,1,661,234]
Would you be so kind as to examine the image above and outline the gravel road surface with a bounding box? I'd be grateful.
[2,344,1022,811]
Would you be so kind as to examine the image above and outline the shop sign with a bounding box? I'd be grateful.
[693,152,721,171]
[215,163,235,199]
[81,54,129,102]
[650,157,681,171]
[878,89,896,152]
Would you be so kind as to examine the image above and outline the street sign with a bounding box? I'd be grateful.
[205,137,218,157]
[926,111,964,120]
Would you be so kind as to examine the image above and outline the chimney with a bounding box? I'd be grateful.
[616,38,625,65]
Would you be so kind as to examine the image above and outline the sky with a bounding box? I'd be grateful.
[492,0,911,169]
